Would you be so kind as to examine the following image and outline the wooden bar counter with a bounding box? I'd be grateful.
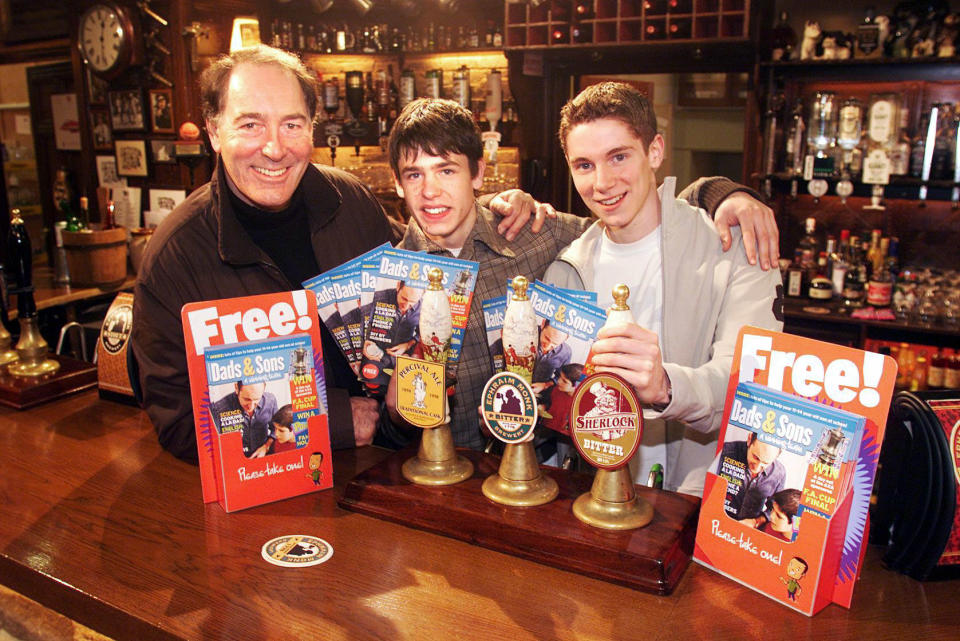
[1,391,957,641]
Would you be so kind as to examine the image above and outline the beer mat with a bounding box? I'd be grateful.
[0,355,97,409]
[339,448,700,595]
[261,535,333,567]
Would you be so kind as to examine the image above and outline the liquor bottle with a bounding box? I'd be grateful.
[808,252,833,300]
[837,97,863,170]
[364,72,376,121]
[492,22,503,47]
[469,23,480,48]
[770,10,796,61]
[910,355,928,392]
[784,99,806,176]
[927,351,947,389]
[62,199,82,232]
[502,275,537,383]
[842,243,864,308]
[79,195,91,229]
[425,69,442,99]
[452,65,471,110]
[943,354,960,390]
[386,65,399,120]
[399,69,416,109]
[867,258,893,308]
[785,249,805,298]
[830,229,849,297]
[798,216,820,258]
[909,109,930,178]
[323,77,340,120]
[808,91,838,175]
[931,103,955,181]
[890,104,912,175]
[865,229,883,278]
[485,69,503,131]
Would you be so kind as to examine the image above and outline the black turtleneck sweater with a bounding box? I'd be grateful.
[227,185,319,287]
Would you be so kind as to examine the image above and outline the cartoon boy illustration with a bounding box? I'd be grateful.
[307,451,324,486]
[780,556,808,601]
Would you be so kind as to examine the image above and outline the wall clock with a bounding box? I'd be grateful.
[78,2,136,78]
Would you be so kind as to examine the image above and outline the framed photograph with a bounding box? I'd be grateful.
[149,89,174,133]
[87,69,108,105]
[149,188,186,213]
[51,93,81,151]
[96,155,122,186]
[90,108,113,150]
[108,89,145,131]
[150,139,176,163]
[115,139,148,177]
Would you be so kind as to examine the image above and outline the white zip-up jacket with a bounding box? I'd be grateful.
[543,177,784,495]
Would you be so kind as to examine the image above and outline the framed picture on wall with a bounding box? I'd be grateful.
[87,69,108,105]
[149,89,174,133]
[150,139,176,164]
[90,108,113,151]
[115,139,148,177]
[109,89,145,131]
[96,155,122,186]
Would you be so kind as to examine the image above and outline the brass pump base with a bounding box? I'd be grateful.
[402,423,474,486]
[572,468,653,530]
[7,316,59,377]
[0,323,18,366]
[482,440,559,507]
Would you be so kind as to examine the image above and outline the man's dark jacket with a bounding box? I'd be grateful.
[132,161,402,462]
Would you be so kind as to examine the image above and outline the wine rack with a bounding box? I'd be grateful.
[504,0,750,49]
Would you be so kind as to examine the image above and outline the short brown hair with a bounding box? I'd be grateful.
[388,98,483,179]
[558,82,657,154]
[200,45,318,126]
[771,488,802,523]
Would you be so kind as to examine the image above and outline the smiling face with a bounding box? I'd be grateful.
[394,148,484,252]
[206,62,313,212]
[565,117,663,244]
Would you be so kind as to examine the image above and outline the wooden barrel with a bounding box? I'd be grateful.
[62,228,129,287]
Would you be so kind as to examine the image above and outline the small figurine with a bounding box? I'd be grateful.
[800,20,821,60]
[820,33,839,59]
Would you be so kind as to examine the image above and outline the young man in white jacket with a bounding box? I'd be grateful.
[543,82,783,496]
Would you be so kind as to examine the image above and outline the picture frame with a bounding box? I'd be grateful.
[87,68,108,105]
[150,139,176,164]
[51,93,82,151]
[90,108,113,151]
[148,88,174,133]
[148,187,186,213]
[108,89,145,131]
[115,139,149,177]
[95,155,122,186]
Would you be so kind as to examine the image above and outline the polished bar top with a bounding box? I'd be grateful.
[1,391,957,641]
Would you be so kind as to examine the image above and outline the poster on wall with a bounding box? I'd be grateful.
[51,93,81,151]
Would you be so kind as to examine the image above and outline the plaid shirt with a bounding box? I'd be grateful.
[398,203,589,449]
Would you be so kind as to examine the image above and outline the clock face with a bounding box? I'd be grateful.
[79,4,130,74]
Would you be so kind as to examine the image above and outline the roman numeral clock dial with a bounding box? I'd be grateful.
[78,3,135,78]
